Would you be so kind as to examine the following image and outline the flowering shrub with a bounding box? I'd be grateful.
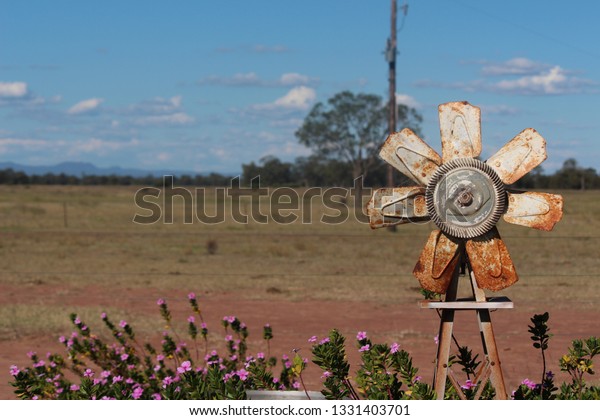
[8,293,599,400]
[512,313,599,400]
[9,293,298,400]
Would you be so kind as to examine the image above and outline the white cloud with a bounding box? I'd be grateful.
[273,86,316,110]
[395,93,421,109]
[198,72,317,87]
[480,57,550,76]
[68,97,103,115]
[279,73,310,86]
[415,63,596,96]
[133,112,195,126]
[493,66,577,95]
[69,138,140,155]
[0,82,28,98]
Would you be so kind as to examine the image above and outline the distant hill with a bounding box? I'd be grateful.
[0,161,203,178]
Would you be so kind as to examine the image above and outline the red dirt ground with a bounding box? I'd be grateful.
[1,283,598,399]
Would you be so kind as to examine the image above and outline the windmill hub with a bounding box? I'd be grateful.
[426,158,507,239]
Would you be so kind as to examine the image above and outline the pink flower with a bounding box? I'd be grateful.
[58,336,66,343]
[359,344,370,352]
[157,298,165,306]
[319,337,330,345]
[74,317,81,325]
[100,312,107,319]
[27,351,36,359]
[237,369,249,381]
[120,354,129,361]
[461,379,475,390]
[356,331,367,341]
[152,393,162,400]
[70,384,80,391]
[83,369,94,378]
[522,378,537,390]
[188,292,196,300]
[308,336,317,343]
[101,370,111,378]
[434,334,439,345]
[119,320,127,328]
[9,365,20,376]
[187,315,195,323]
[112,375,123,383]
[225,335,233,342]
[162,376,174,387]
[132,387,143,400]
[156,354,165,362]
[390,342,400,354]
[177,361,192,374]
[292,381,300,389]
[33,360,45,368]
[256,352,265,359]
[201,322,207,329]
[321,371,332,379]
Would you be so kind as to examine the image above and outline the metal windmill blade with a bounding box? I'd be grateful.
[367,101,564,293]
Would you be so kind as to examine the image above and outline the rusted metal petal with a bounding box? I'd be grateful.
[379,128,443,186]
[504,191,563,231]
[486,128,547,185]
[439,101,482,162]
[413,230,460,294]
[366,186,428,229]
[466,227,518,291]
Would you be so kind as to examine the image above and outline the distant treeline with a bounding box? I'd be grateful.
[0,156,598,189]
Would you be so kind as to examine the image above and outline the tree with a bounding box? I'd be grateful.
[295,90,422,187]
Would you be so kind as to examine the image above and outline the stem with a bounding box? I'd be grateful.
[298,372,311,400]
[344,378,360,400]
[540,343,547,398]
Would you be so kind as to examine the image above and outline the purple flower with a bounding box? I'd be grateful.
[132,387,143,400]
[120,353,129,361]
[321,371,332,379]
[201,322,207,329]
[83,369,94,378]
[292,381,300,389]
[187,315,195,323]
[461,379,475,390]
[101,370,111,378]
[162,376,174,387]
[119,320,127,328]
[74,317,81,325]
[225,335,233,342]
[70,384,80,391]
[308,335,317,343]
[33,360,45,368]
[157,298,165,306]
[356,331,367,341]
[9,365,20,376]
[319,337,330,345]
[188,292,196,300]
[256,352,265,359]
[112,375,123,384]
[152,393,162,400]
[156,354,165,362]
[390,342,400,354]
[100,312,107,319]
[359,344,370,353]
[177,360,192,374]
[546,371,555,379]
[27,351,36,359]
[58,336,66,343]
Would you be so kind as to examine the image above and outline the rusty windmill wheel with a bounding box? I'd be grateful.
[367,101,564,294]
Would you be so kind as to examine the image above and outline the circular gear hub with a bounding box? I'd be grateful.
[426,158,507,239]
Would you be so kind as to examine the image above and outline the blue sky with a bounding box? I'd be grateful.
[0,0,598,175]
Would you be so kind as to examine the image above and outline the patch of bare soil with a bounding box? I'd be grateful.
[1,283,597,399]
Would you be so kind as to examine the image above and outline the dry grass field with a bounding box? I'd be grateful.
[0,184,598,398]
